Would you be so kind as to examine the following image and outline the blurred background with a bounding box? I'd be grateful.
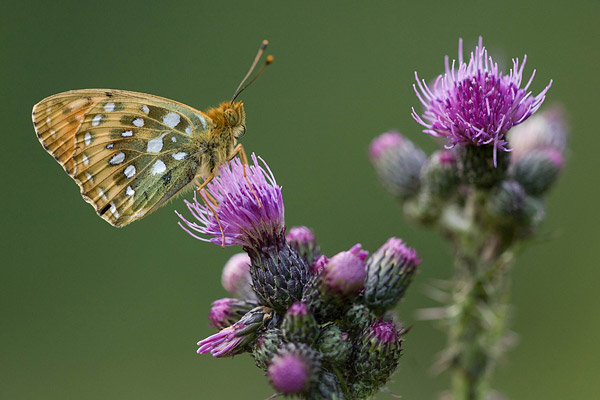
[1,1,598,399]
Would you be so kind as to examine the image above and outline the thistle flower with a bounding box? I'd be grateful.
[177,154,309,312]
[177,153,284,248]
[221,253,256,300]
[363,237,420,314]
[412,37,552,166]
[287,226,321,265]
[267,343,322,396]
[208,298,257,330]
[303,245,368,322]
[351,319,404,398]
[508,105,567,162]
[281,302,319,344]
[197,306,270,357]
[369,131,427,200]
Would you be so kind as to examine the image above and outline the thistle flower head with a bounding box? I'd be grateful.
[197,306,268,357]
[208,298,256,330]
[412,37,552,165]
[221,253,255,299]
[508,105,568,162]
[177,154,284,248]
[321,244,368,297]
[364,238,421,314]
[369,131,427,200]
[267,343,321,395]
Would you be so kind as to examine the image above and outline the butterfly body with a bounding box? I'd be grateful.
[33,89,247,227]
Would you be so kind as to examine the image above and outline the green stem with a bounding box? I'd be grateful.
[445,190,516,400]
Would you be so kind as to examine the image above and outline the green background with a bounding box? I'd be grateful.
[2,1,598,399]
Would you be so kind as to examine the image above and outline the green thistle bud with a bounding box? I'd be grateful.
[486,181,545,230]
[307,371,346,400]
[510,148,564,196]
[369,131,427,201]
[456,144,509,188]
[421,149,459,197]
[350,319,404,398]
[342,304,377,334]
[281,302,320,344]
[363,238,421,315]
[286,226,321,265]
[316,324,351,365]
[252,329,284,371]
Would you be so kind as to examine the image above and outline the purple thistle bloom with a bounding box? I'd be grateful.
[176,154,284,248]
[267,344,321,395]
[412,37,552,165]
[198,306,267,357]
[286,226,315,244]
[208,298,256,330]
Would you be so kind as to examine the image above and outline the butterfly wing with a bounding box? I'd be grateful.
[33,89,213,227]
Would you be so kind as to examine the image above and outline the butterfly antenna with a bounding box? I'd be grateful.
[231,40,272,102]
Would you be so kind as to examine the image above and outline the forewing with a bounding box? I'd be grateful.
[32,89,212,227]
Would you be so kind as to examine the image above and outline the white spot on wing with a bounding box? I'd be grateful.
[126,186,135,196]
[150,160,167,175]
[84,132,92,146]
[185,125,192,135]
[171,136,177,142]
[163,112,181,128]
[104,102,115,112]
[92,114,103,126]
[50,130,56,135]
[141,105,149,114]
[196,114,207,129]
[109,152,126,165]
[82,153,89,165]
[106,143,114,149]
[132,118,144,127]
[98,188,108,201]
[124,165,136,178]
[46,117,51,124]
[147,133,168,154]
[86,172,93,183]
[121,130,133,137]
[109,203,120,219]
[172,152,186,160]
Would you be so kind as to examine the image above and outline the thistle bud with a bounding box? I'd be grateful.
[281,302,319,344]
[369,131,427,200]
[456,144,510,188]
[252,329,284,371]
[221,253,255,300]
[421,150,459,197]
[508,106,568,161]
[363,238,421,314]
[343,304,377,333]
[308,372,346,400]
[302,245,368,322]
[208,298,258,330]
[350,319,404,398]
[486,181,545,229]
[286,226,321,265]
[197,306,271,358]
[510,148,564,196]
[315,324,351,365]
[310,255,329,275]
[267,343,322,396]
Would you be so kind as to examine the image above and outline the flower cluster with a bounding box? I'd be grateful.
[371,37,567,399]
[178,155,421,399]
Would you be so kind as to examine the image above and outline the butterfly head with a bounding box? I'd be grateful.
[209,101,247,140]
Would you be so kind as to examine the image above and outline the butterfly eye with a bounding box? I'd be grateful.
[237,125,247,139]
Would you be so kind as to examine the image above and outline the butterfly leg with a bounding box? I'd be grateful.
[230,144,262,208]
[195,173,226,247]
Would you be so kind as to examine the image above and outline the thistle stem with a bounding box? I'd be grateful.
[445,190,516,400]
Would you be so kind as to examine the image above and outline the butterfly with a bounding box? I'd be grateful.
[32,40,272,228]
